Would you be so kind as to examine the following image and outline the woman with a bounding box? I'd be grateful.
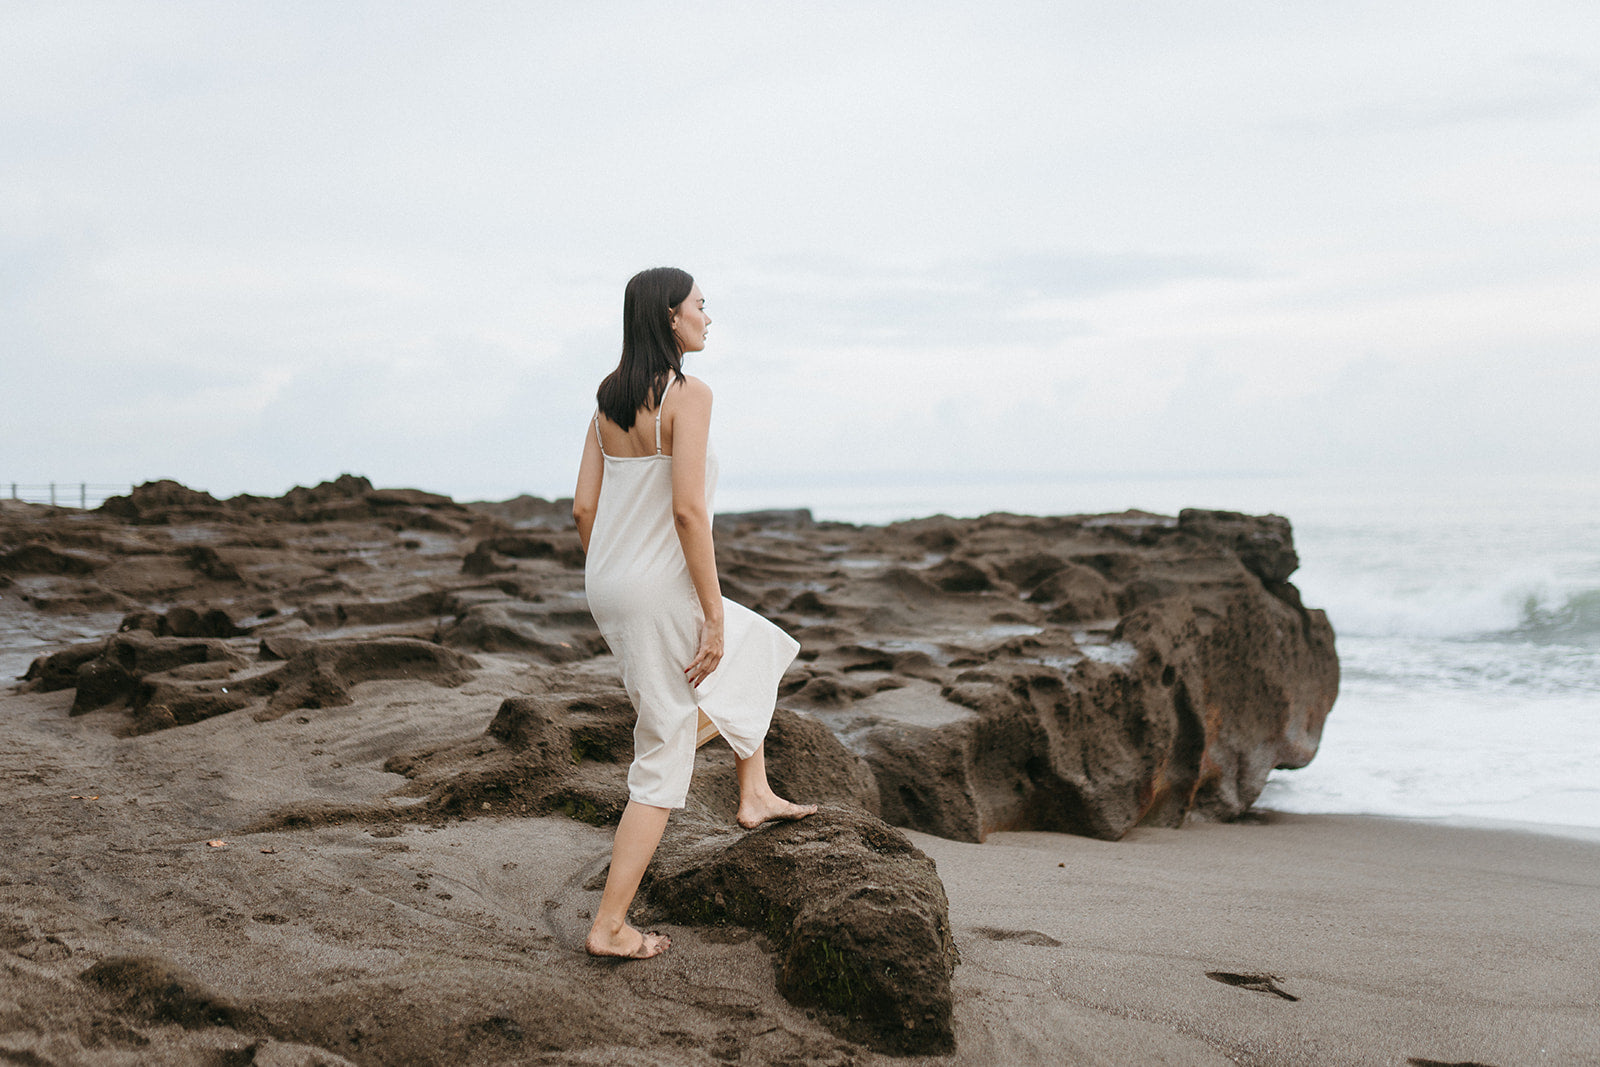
[573,267,816,960]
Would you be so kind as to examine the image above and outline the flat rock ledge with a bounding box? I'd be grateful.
[640,806,958,1056]
[23,632,478,734]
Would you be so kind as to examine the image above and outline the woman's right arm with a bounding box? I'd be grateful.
[667,378,724,687]
[573,418,603,554]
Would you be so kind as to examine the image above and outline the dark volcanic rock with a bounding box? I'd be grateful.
[1120,587,1337,816]
[333,590,448,627]
[119,606,245,638]
[181,545,242,582]
[443,601,605,661]
[24,629,479,732]
[15,478,1337,848]
[461,543,510,575]
[258,634,314,660]
[801,510,1338,842]
[477,534,558,559]
[246,638,479,719]
[463,493,576,529]
[461,533,586,573]
[1179,508,1300,583]
[998,551,1068,591]
[97,480,224,524]
[641,806,957,1054]
[96,474,475,529]
[130,677,253,734]
[2,485,1349,1062]
[750,705,880,818]
[367,691,876,829]
[61,632,247,714]
[861,720,984,842]
[1031,562,1117,621]
[713,507,815,534]
[19,641,104,690]
[0,542,103,575]
[926,557,993,593]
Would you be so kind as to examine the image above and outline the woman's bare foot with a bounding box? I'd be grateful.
[585,924,670,959]
[736,795,819,830]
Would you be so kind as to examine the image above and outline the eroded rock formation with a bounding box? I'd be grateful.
[641,807,958,1054]
[4,478,1339,1057]
[12,482,1337,834]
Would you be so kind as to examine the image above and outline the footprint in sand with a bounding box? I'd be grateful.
[970,926,1062,947]
[1204,971,1299,1001]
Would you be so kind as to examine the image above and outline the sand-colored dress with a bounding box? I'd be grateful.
[584,408,800,809]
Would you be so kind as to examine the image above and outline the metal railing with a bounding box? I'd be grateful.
[5,483,133,509]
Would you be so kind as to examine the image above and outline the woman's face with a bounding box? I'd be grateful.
[670,283,710,353]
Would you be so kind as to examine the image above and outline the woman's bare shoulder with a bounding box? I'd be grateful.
[666,374,712,408]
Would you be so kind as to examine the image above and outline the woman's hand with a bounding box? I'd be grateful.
[685,615,724,688]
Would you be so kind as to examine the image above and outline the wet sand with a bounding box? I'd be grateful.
[914,813,1600,1065]
[3,668,1596,1065]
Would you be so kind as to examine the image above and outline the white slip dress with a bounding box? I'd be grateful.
[584,406,800,809]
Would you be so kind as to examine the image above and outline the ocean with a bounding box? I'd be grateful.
[718,470,1600,837]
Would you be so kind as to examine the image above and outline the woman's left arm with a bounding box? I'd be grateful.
[573,419,604,553]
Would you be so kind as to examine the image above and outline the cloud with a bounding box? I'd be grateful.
[1274,51,1600,135]
[1,2,1597,506]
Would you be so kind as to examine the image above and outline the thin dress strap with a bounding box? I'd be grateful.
[654,407,663,455]
[593,413,608,458]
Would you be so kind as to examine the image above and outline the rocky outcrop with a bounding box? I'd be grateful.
[461,533,586,576]
[359,688,879,828]
[119,606,245,638]
[461,493,576,529]
[98,474,476,531]
[343,685,939,1052]
[713,507,816,534]
[5,480,1342,1061]
[21,630,478,733]
[781,509,1338,842]
[16,480,1337,840]
[0,542,104,575]
[1178,507,1300,582]
[241,637,480,722]
[641,807,957,1055]
[50,631,249,715]
[96,480,222,524]
[442,600,608,661]
[20,641,107,692]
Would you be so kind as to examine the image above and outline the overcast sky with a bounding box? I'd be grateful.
[3,1,1597,509]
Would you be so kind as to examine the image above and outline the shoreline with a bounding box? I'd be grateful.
[1260,807,1600,846]
[4,675,1597,1064]
[906,810,1600,1066]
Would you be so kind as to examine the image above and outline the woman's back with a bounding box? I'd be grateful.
[585,388,719,619]
[594,404,669,459]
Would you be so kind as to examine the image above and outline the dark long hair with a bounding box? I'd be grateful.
[596,267,694,430]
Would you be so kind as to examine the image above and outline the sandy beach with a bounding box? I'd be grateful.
[918,815,1600,1065]
[2,482,1594,1064]
[5,661,1596,1065]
